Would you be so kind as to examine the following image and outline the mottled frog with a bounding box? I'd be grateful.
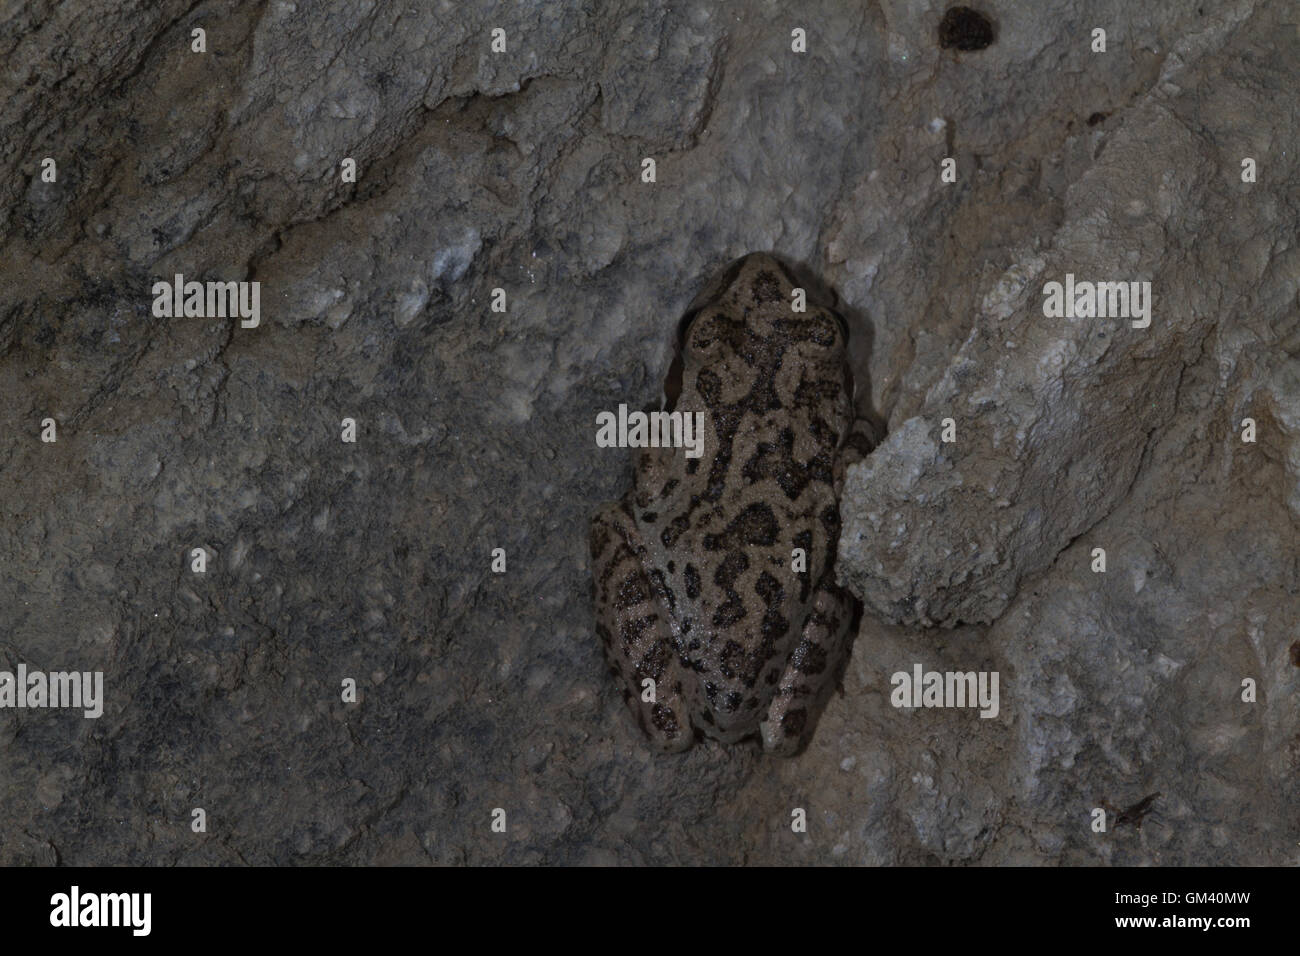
[590,253,874,754]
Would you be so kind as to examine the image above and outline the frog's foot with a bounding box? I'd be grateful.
[759,582,857,756]
[590,504,695,753]
[833,417,883,488]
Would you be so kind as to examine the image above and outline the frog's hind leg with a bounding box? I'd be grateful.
[590,504,696,753]
[760,581,858,756]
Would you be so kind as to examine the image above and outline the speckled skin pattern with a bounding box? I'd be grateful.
[590,253,873,754]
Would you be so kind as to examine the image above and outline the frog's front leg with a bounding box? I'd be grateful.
[590,503,696,753]
[833,417,882,492]
[760,580,857,756]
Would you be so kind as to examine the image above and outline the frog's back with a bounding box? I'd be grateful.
[593,251,865,752]
[666,446,842,741]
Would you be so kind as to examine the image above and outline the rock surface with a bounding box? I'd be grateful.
[0,0,1295,865]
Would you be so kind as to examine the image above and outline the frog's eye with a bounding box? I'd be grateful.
[665,309,711,412]
[681,310,726,356]
[805,309,849,349]
[676,308,700,348]
[832,310,850,340]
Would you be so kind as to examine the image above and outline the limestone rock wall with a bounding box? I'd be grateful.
[0,0,1294,865]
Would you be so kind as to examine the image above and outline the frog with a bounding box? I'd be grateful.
[589,252,875,755]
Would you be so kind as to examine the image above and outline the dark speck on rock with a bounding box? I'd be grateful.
[938,6,996,51]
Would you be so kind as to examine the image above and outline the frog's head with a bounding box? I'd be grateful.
[664,253,853,414]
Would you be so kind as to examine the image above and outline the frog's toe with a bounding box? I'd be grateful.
[760,709,809,756]
[645,699,694,753]
[606,638,696,753]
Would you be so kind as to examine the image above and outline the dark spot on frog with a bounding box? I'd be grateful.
[719,633,777,689]
[724,691,744,713]
[807,415,841,446]
[1290,641,1300,667]
[691,328,717,352]
[695,366,722,405]
[618,615,654,646]
[760,607,790,647]
[633,635,673,680]
[1087,111,1109,126]
[751,270,784,303]
[755,571,784,607]
[742,427,820,500]
[819,504,841,536]
[755,578,794,649]
[794,377,846,411]
[703,502,780,550]
[684,563,701,599]
[781,708,807,737]
[793,642,828,676]
[745,696,760,711]
[718,640,745,679]
[792,313,839,348]
[712,599,747,629]
[711,551,750,626]
[700,413,743,502]
[651,702,680,736]
[640,511,657,523]
[648,569,674,611]
[615,571,652,611]
[938,6,995,51]
[662,514,690,549]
